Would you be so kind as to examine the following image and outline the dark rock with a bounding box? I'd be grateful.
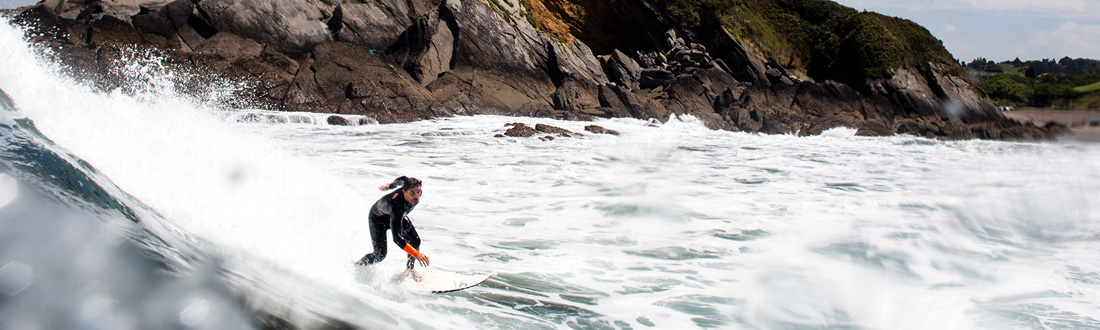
[535,124,573,135]
[327,115,352,126]
[331,3,412,50]
[551,79,600,112]
[602,49,643,89]
[549,41,609,86]
[585,125,620,135]
[639,69,674,89]
[765,68,793,85]
[503,123,539,137]
[195,32,263,62]
[710,28,770,86]
[602,84,669,121]
[388,5,454,85]
[197,0,331,54]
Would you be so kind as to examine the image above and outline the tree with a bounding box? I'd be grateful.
[982,73,1033,106]
[1024,66,1036,78]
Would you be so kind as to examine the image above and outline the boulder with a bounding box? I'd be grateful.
[330,4,412,50]
[503,123,538,137]
[551,79,599,112]
[534,123,574,135]
[197,0,332,53]
[710,27,769,86]
[389,6,454,85]
[639,68,673,89]
[584,125,620,135]
[548,41,609,86]
[327,115,352,126]
[602,49,642,89]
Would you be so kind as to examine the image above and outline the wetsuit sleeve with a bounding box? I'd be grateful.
[386,176,408,190]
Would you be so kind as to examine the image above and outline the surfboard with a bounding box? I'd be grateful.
[399,269,490,293]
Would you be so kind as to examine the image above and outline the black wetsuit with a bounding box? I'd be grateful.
[357,177,421,269]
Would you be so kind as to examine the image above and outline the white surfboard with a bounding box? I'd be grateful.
[398,269,490,293]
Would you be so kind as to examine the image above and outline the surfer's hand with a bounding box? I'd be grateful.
[378,184,389,191]
[414,254,430,267]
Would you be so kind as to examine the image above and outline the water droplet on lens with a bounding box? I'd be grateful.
[0,261,33,296]
[179,297,210,327]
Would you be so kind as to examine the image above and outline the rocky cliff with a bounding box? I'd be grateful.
[11,0,1066,140]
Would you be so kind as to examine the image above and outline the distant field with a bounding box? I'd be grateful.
[1074,81,1100,94]
[997,64,1021,75]
[1071,91,1100,110]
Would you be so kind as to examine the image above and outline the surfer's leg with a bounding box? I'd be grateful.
[403,218,421,270]
[357,217,389,265]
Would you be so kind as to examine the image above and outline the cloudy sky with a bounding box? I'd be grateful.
[3,0,1097,62]
[831,0,1100,62]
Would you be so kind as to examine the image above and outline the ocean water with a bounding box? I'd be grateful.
[2,17,1100,329]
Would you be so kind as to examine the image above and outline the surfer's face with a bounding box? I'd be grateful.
[404,186,422,204]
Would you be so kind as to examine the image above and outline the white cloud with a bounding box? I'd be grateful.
[835,0,1100,20]
[941,24,958,33]
[1017,21,1100,59]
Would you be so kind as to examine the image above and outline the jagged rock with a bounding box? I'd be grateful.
[551,79,599,112]
[766,68,793,85]
[710,28,770,87]
[197,0,332,53]
[602,49,642,89]
[330,4,412,50]
[585,125,620,135]
[636,51,667,69]
[639,69,673,89]
[195,32,263,62]
[927,63,1000,121]
[664,29,685,49]
[535,123,574,135]
[548,41,608,86]
[659,67,737,129]
[87,15,145,48]
[389,6,454,85]
[503,123,539,137]
[75,0,143,23]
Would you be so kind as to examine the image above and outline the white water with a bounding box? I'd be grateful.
[3,17,1100,329]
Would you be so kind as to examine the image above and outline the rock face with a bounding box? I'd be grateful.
[11,0,1064,140]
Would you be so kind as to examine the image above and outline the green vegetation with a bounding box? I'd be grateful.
[1074,81,1100,94]
[405,0,419,21]
[979,72,1100,110]
[656,0,963,90]
[970,57,1100,110]
[486,0,515,24]
[982,74,1033,106]
[968,57,1100,76]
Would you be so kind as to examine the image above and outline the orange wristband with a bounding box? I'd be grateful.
[402,244,421,257]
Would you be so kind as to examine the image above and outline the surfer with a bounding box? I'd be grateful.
[356,176,430,273]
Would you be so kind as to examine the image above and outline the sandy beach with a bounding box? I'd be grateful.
[1002,109,1100,142]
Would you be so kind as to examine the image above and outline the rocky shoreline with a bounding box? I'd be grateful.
[8,0,1068,141]
[1003,110,1100,142]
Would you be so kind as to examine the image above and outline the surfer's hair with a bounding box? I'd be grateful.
[405,177,422,189]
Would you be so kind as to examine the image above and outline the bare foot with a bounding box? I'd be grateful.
[409,270,424,282]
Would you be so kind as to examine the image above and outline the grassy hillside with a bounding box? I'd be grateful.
[658,0,964,88]
[1074,81,1100,94]
[517,0,964,90]
[1071,81,1100,110]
